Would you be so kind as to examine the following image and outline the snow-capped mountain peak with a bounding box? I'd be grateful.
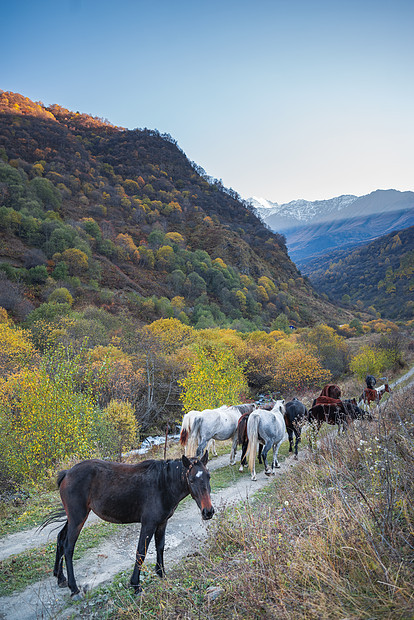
[249,194,358,225]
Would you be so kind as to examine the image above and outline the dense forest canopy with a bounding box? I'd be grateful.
[307,226,414,320]
[0,90,352,330]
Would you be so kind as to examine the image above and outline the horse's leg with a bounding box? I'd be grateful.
[154,520,168,578]
[272,438,284,470]
[294,429,301,459]
[258,443,263,464]
[262,440,274,476]
[239,440,248,472]
[54,521,68,588]
[211,439,217,457]
[196,438,207,458]
[287,427,293,453]
[230,433,238,465]
[130,522,156,594]
[63,513,90,597]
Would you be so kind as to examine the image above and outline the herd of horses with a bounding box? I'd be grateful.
[179,379,392,481]
[44,378,391,598]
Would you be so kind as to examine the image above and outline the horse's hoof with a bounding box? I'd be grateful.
[239,466,243,472]
[275,464,281,469]
[265,470,275,476]
[71,591,84,600]
[58,579,68,588]
[252,476,257,481]
[294,455,298,461]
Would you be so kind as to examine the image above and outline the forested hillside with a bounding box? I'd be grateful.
[0,90,351,330]
[307,226,414,319]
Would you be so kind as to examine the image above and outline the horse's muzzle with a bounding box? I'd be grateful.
[201,506,215,520]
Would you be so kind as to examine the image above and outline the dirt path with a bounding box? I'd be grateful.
[0,449,305,620]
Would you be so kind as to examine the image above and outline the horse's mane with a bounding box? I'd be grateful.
[233,403,254,414]
[135,458,185,487]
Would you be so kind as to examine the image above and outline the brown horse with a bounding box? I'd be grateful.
[358,383,392,410]
[237,401,276,471]
[309,398,367,433]
[42,454,214,597]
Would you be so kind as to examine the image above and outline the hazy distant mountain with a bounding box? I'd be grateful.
[251,190,414,267]
[250,194,358,230]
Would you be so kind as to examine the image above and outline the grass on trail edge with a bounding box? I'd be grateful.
[0,521,121,597]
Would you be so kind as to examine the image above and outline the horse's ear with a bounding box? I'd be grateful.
[182,455,191,469]
[200,450,209,466]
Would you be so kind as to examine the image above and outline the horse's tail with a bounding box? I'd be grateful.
[38,507,67,532]
[38,470,68,532]
[247,413,260,474]
[180,413,191,447]
[186,415,202,457]
[57,470,67,487]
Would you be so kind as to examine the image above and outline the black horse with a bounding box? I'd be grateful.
[42,453,214,597]
[309,398,366,434]
[284,398,308,459]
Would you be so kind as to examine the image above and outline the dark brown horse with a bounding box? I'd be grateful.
[309,398,366,433]
[237,411,263,471]
[284,398,308,459]
[42,454,214,597]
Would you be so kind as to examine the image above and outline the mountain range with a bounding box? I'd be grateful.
[251,190,414,268]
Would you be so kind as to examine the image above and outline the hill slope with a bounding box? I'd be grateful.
[306,226,414,319]
[0,90,351,329]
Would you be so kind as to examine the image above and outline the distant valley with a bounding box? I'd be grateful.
[251,189,414,269]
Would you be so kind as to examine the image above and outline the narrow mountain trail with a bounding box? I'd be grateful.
[0,449,306,620]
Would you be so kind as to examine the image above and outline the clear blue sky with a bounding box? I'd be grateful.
[1,0,413,204]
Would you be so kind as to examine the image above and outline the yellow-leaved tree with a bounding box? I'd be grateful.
[100,399,139,462]
[273,346,331,393]
[350,345,394,380]
[0,310,37,378]
[179,346,248,412]
[0,367,99,480]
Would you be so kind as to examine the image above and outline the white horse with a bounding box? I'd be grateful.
[247,400,286,481]
[180,410,217,457]
[182,404,255,464]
